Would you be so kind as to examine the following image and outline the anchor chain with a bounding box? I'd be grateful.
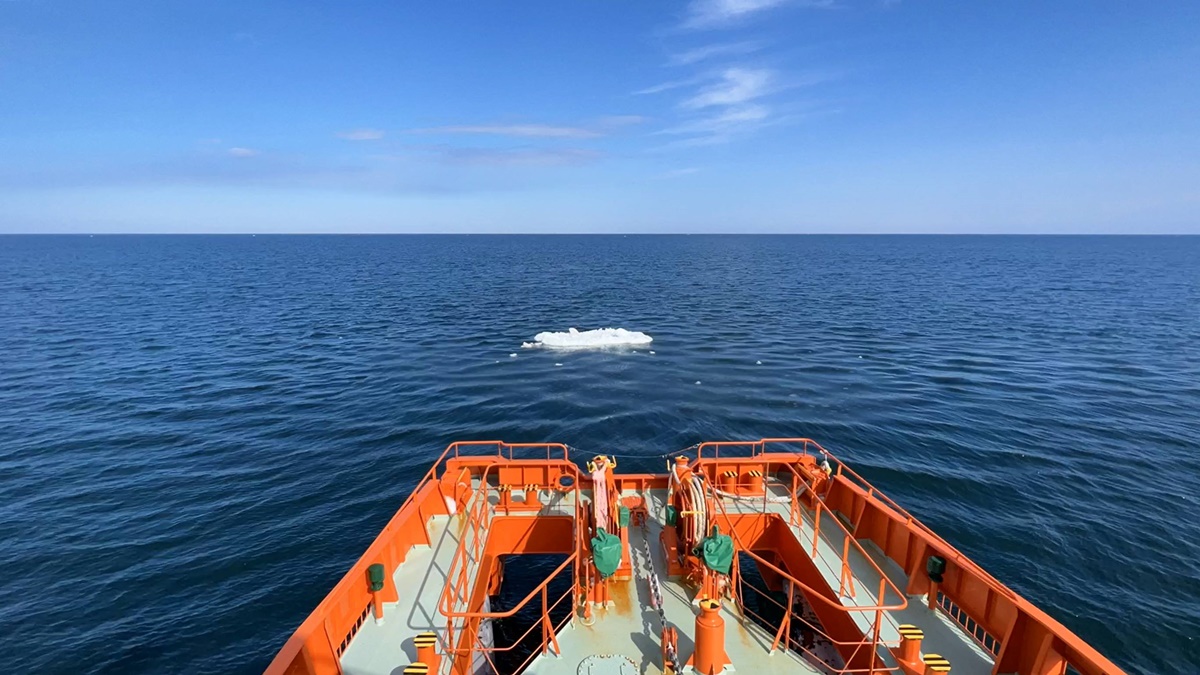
[638,513,677,673]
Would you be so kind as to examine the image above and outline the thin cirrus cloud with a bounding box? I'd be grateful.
[642,0,838,146]
[634,77,704,96]
[337,128,386,141]
[682,67,773,109]
[227,147,260,157]
[642,67,778,144]
[666,41,763,66]
[681,0,834,30]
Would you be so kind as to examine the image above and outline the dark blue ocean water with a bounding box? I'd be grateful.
[1,235,1198,674]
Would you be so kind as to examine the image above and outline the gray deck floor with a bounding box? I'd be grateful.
[524,488,822,675]
[721,484,995,675]
[340,482,994,675]
[340,513,463,675]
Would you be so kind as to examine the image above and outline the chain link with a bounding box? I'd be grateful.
[638,512,676,671]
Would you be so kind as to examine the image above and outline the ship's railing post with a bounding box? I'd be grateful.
[812,504,822,557]
[839,536,856,597]
[868,577,885,674]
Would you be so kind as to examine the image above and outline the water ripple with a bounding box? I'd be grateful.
[1,235,1198,674]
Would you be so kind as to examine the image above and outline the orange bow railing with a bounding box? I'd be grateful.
[436,455,583,675]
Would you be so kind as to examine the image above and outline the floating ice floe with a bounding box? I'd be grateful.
[509,353,518,358]
[521,327,653,350]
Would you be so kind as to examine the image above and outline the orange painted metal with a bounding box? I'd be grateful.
[695,438,1127,675]
[262,441,573,675]
[264,438,1127,675]
[689,599,732,675]
[897,624,924,674]
[413,632,439,672]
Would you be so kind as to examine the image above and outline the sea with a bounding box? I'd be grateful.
[1,235,1197,674]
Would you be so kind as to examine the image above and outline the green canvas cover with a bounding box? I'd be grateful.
[591,528,622,578]
[699,526,734,574]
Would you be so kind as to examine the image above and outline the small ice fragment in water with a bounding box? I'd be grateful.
[756,360,762,365]
[509,353,517,358]
[555,363,563,367]
[649,351,656,355]
[695,380,702,385]
[523,327,652,349]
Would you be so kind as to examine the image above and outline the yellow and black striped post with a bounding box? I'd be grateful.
[497,484,514,510]
[922,653,951,673]
[897,624,924,666]
[402,663,428,675]
[524,483,541,506]
[747,469,764,493]
[413,631,439,671]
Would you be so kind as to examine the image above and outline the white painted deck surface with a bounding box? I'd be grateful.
[340,482,994,675]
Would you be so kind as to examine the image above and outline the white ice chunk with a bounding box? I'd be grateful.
[522,327,653,350]
[756,360,762,365]
[509,353,518,358]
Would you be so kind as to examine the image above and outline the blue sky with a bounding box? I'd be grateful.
[1,0,1198,233]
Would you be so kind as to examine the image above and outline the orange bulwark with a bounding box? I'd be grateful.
[264,438,1127,675]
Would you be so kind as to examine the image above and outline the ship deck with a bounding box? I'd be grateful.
[341,484,995,675]
[265,439,1126,675]
[523,488,823,675]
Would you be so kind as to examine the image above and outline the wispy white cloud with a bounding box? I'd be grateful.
[406,124,601,139]
[228,147,259,158]
[634,77,704,96]
[666,41,763,66]
[682,0,834,30]
[337,128,386,141]
[649,67,780,145]
[682,67,773,109]
[662,104,771,136]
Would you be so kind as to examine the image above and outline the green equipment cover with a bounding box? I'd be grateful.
[699,526,734,575]
[591,528,622,578]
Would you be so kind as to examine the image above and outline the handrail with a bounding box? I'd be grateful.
[767,459,908,608]
[705,470,901,674]
[435,457,582,673]
[698,438,1018,602]
[731,561,901,674]
[731,547,900,651]
[705,468,907,614]
[438,460,581,619]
